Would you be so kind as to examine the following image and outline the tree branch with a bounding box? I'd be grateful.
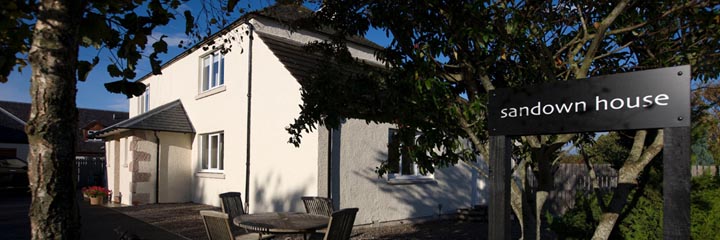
[576,0,630,78]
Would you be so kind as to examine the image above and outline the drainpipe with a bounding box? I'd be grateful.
[154,131,160,204]
[327,128,332,198]
[244,21,254,213]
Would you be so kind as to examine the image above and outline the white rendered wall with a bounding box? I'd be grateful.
[322,120,483,225]
[246,21,319,213]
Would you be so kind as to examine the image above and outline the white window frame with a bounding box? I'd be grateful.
[138,85,149,114]
[387,128,434,180]
[199,132,224,172]
[201,51,225,92]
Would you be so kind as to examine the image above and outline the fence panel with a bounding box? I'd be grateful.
[76,156,106,189]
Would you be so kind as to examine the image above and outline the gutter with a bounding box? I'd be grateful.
[0,106,26,125]
[244,21,254,213]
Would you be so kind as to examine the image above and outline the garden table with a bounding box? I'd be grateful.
[233,212,329,236]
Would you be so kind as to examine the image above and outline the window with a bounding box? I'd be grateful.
[86,130,102,142]
[201,52,225,92]
[387,128,432,179]
[200,132,224,171]
[138,86,149,114]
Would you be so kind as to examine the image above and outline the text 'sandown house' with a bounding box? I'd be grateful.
[488,65,691,136]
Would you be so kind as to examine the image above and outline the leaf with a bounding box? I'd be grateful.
[152,35,168,54]
[104,79,147,98]
[77,56,101,81]
[183,10,194,35]
[227,0,239,12]
[107,64,122,77]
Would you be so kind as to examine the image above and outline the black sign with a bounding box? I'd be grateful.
[488,65,691,136]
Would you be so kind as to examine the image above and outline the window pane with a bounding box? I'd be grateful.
[201,135,208,169]
[219,134,224,170]
[387,129,400,174]
[212,54,220,87]
[219,55,225,85]
[210,135,218,169]
[203,57,210,91]
[144,88,149,112]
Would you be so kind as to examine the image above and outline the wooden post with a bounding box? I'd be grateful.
[489,135,512,240]
[663,127,691,239]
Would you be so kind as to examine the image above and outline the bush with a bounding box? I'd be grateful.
[550,171,720,239]
[690,174,720,239]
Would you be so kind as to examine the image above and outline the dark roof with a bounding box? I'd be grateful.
[0,104,27,143]
[256,32,324,82]
[95,100,194,137]
[135,4,382,83]
[257,31,385,83]
[0,101,129,154]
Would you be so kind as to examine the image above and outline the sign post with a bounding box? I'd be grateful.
[487,65,691,240]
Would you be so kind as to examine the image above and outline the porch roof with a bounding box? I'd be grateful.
[94,100,195,138]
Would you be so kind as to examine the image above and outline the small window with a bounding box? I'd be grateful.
[387,128,432,179]
[138,86,150,114]
[201,52,225,92]
[200,132,224,171]
[86,130,102,142]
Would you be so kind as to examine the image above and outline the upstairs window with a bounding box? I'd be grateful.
[201,52,225,92]
[387,128,432,179]
[138,86,149,114]
[200,132,224,171]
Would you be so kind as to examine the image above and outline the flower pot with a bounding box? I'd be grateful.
[90,196,103,205]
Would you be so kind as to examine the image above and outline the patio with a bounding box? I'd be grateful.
[111,202,490,240]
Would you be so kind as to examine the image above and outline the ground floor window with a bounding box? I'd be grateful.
[200,132,224,171]
[387,128,432,179]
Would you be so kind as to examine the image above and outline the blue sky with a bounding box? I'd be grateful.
[0,1,391,112]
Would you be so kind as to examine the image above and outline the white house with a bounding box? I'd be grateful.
[96,4,487,225]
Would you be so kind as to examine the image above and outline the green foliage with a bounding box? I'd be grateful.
[551,164,720,239]
[548,192,602,239]
[288,0,720,177]
[690,174,720,240]
[583,132,631,167]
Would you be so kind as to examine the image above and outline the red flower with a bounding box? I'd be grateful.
[83,186,110,198]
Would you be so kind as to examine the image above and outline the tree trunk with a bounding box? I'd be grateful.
[26,0,82,239]
[591,130,664,239]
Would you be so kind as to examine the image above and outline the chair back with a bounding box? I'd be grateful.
[219,192,245,219]
[323,208,359,240]
[200,210,234,240]
[301,196,334,217]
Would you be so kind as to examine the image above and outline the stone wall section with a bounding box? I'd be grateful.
[128,133,156,205]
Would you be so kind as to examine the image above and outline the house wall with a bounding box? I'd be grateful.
[0,143,29,160]
[157,131,193,203]
[124,19,334,210]
[318,119,487,225]
[246,22,319,212]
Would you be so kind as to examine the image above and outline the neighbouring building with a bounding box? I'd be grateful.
[95,4,488,225]
[0,100,128,160]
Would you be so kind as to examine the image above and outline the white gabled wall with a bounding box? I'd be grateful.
[120,18,327,209]
[246,19,319,212]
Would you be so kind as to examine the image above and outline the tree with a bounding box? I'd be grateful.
[287,1,719,239]
[0,0,245,238]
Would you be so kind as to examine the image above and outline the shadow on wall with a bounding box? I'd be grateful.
[253,171,314,212]
[346,150,486,220]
